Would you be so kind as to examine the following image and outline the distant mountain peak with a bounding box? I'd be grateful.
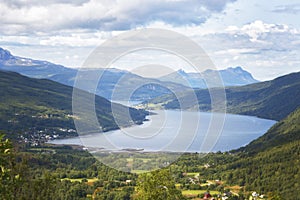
[227,66,247,73]
[177,69,188,76]
[219,66,258,84]
[0,46,73,79]
[160,66,259,88]
[0,47,14,61]
[229,66,243,70]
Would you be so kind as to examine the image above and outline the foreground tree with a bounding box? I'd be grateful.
[0,134,58,200]
[0,134,20,199]
[135,170,184,200]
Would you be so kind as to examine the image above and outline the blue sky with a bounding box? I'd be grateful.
[1,0,300,80]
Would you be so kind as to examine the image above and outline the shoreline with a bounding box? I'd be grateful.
[47,110,276,153]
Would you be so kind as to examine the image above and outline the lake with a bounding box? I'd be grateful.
[49,110,276,152]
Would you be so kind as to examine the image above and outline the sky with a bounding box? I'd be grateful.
[1,0,300,80]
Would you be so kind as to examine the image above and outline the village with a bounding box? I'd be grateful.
[18,127,77,146]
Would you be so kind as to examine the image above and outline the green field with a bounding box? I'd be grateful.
[61,178,98,183]
[131,169,151,174]
[186,172,199,176]
[182,190,219,196]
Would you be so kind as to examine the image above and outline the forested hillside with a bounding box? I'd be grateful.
[211,107,300,198]
[145,71,300,121]
[0,70,148,140]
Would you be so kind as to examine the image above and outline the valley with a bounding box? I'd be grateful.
[0,47,299,200]
[1,0,300,199]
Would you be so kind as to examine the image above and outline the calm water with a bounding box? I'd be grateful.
[50,110,276,152]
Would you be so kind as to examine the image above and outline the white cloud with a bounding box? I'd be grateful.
[38,31,108,47]
[214,48,258,56]
[272,3,300,14]
[227,20,298,43]
[184,20,300,80]
[1,0,300,81]
[1,0,89,7]
[0,0,236,34]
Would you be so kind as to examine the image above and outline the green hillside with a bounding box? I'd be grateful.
[145,71,300,121]
[225,72,300,120]
[211,107,300,198]
[0,70,148,140]
[237,107,300,154]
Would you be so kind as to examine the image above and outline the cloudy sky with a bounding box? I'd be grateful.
[1,0,300,80]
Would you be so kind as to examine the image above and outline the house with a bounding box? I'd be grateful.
[204,192,212,199]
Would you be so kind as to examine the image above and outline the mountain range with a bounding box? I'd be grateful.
[0,47,258,101]
[159,67,258,88]
[144,71,300,121]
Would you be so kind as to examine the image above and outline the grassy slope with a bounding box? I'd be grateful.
[0,70,148,136]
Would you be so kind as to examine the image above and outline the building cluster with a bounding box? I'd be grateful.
[18,128,76,146]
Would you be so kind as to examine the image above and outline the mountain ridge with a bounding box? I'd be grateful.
[159,66,259,88]
[1,47,259,101]
[144,71,300,121]
[0,47,189,100]
[0,70,148,140]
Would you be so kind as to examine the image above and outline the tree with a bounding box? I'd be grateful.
[0,134,58,200]
[135,170,185,200]
[0,134,20,199]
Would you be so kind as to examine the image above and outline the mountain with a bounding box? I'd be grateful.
[237,107,300,154]
[215,107,300,198]
[0,70,148,140]
[158,66,259,88]
[0,48,257,101]
[51,68,190,101]
[144,71,300,121]
[0,47,76,78]
[0,47,189,101]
